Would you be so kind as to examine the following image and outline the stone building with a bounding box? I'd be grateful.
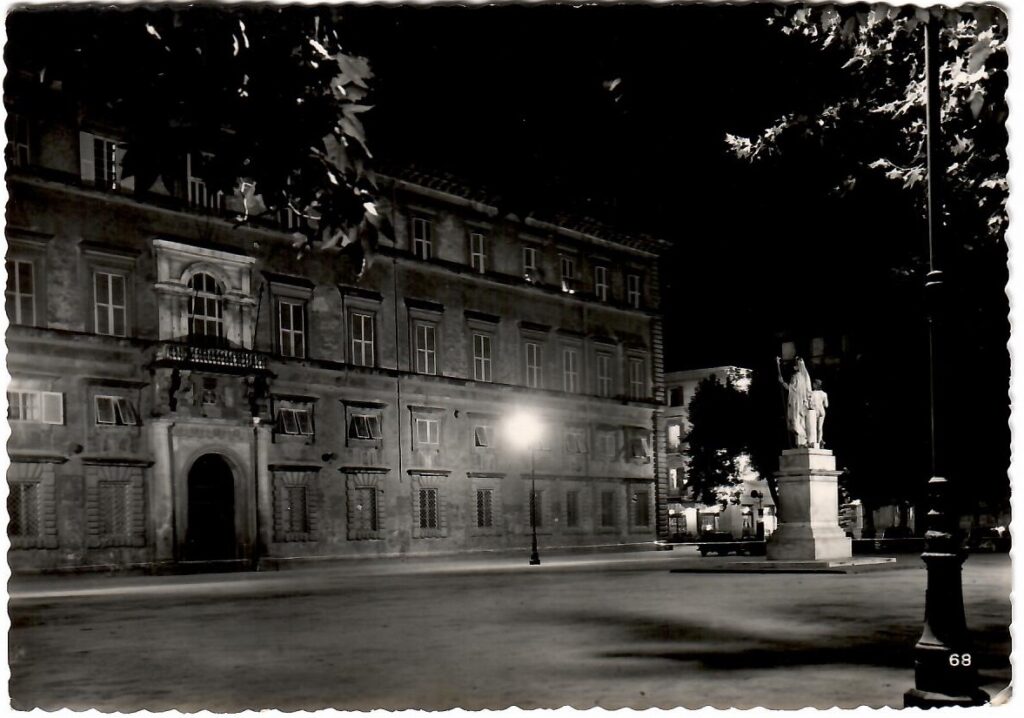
[663,367,775,540]
[4,82,670,571]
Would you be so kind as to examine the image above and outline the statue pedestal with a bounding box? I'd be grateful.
[767,448,852,561]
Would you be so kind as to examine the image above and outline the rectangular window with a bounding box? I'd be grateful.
[186,152,224,211]
[596,353,612,397]
[278,299,306,358]
[350,312,375,367]
[627,274,642,308]
[565,428,588,454]
[285,485,310,533]
[629,357,646,399]
[277,406,315,436]
[560,256,575,282]
[98,481,130,538]
[474,425,493,448]
[560,256,576,292]
[563,348,579,393]
[8,113,30,167]
[353,487,378,531]
[418,487,439,529]
[667,423,682,452]
[414,322,437,375]
[94,271,127,337]
[348,413,382,441]
[476,488,494,528]
[94,136,119,189]
[522,246,538,277]
[633,489,651,527]
[594,266,609,301]
[6,259,35,326]
[415,418,440,445]
[600,490,616,527]
[8,482,40,538]
[412,216,432,260]
[95,395,138,426]
[524,341,542,389]
[470,232,487,273]
[473,333,492,382]
[566,490,580,528]
[631,435,652,460]
[8,390,63,424]
[596,430,618,459]
[811,336,826,357]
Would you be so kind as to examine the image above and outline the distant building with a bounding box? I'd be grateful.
[4,73,672,572]
[663,367,776,540]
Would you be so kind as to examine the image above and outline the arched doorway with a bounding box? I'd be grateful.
[184,454,236,561]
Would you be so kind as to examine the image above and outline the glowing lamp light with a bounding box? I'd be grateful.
[505,410,543,451]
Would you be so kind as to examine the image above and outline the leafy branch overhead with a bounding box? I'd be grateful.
[8,7,392,270]
[724,4,1007,243]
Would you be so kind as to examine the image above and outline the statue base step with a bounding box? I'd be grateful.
[766,523,853,561]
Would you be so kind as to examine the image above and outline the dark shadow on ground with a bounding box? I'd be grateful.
[548,608,1010,676]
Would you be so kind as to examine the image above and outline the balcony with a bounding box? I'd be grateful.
[152,341,268,373]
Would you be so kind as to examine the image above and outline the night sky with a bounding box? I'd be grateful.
[339,3,917,369]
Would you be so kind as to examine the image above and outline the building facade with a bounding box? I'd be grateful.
[4,80,670,571]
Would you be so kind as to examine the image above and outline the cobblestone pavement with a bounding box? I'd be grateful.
[7,549,1012,710]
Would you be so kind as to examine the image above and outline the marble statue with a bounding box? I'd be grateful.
[776,356,812,448]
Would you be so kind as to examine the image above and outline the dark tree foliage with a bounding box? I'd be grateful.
[6,6,391,271]
[684,374,755,507]
[723,4,1009,515]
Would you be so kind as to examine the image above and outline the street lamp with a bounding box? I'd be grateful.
[904,15,986,707]
[506,409,543,566]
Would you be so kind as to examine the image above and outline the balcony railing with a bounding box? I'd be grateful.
[154,342,268,372]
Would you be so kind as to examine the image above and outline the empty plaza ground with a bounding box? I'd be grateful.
[7,549,1012,711]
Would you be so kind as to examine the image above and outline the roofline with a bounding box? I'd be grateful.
[378,172,673,258]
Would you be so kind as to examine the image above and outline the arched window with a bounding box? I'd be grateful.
[188,273,224,338]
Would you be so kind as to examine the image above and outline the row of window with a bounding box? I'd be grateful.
[9,472,650,548]
[8,463,143,549]
[6,259,651,399]
[278,401,652,459]
[6,258,131,336]
[7,391,136,427]
[8,119,650,307]
[287,482,653,541]
[7,389,654,461]
[411,215,645,307]
[276,300,648,398]
[413,486,652,531]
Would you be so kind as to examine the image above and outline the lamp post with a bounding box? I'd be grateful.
[751,489,765,540]
[904,14,986,707]
[529,448,540,565]
[506,409,543,566]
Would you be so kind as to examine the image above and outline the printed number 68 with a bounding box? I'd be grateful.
[949,653,972,667]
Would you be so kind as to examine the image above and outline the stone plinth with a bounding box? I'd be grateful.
[766,448,852,561]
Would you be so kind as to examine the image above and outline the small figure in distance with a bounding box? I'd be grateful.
[811,378,829,449]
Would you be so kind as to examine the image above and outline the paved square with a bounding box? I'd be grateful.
[8,550,1011,710]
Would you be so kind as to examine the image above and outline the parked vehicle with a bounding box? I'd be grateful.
[697,532,766,556]
[967,527,1011,553]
